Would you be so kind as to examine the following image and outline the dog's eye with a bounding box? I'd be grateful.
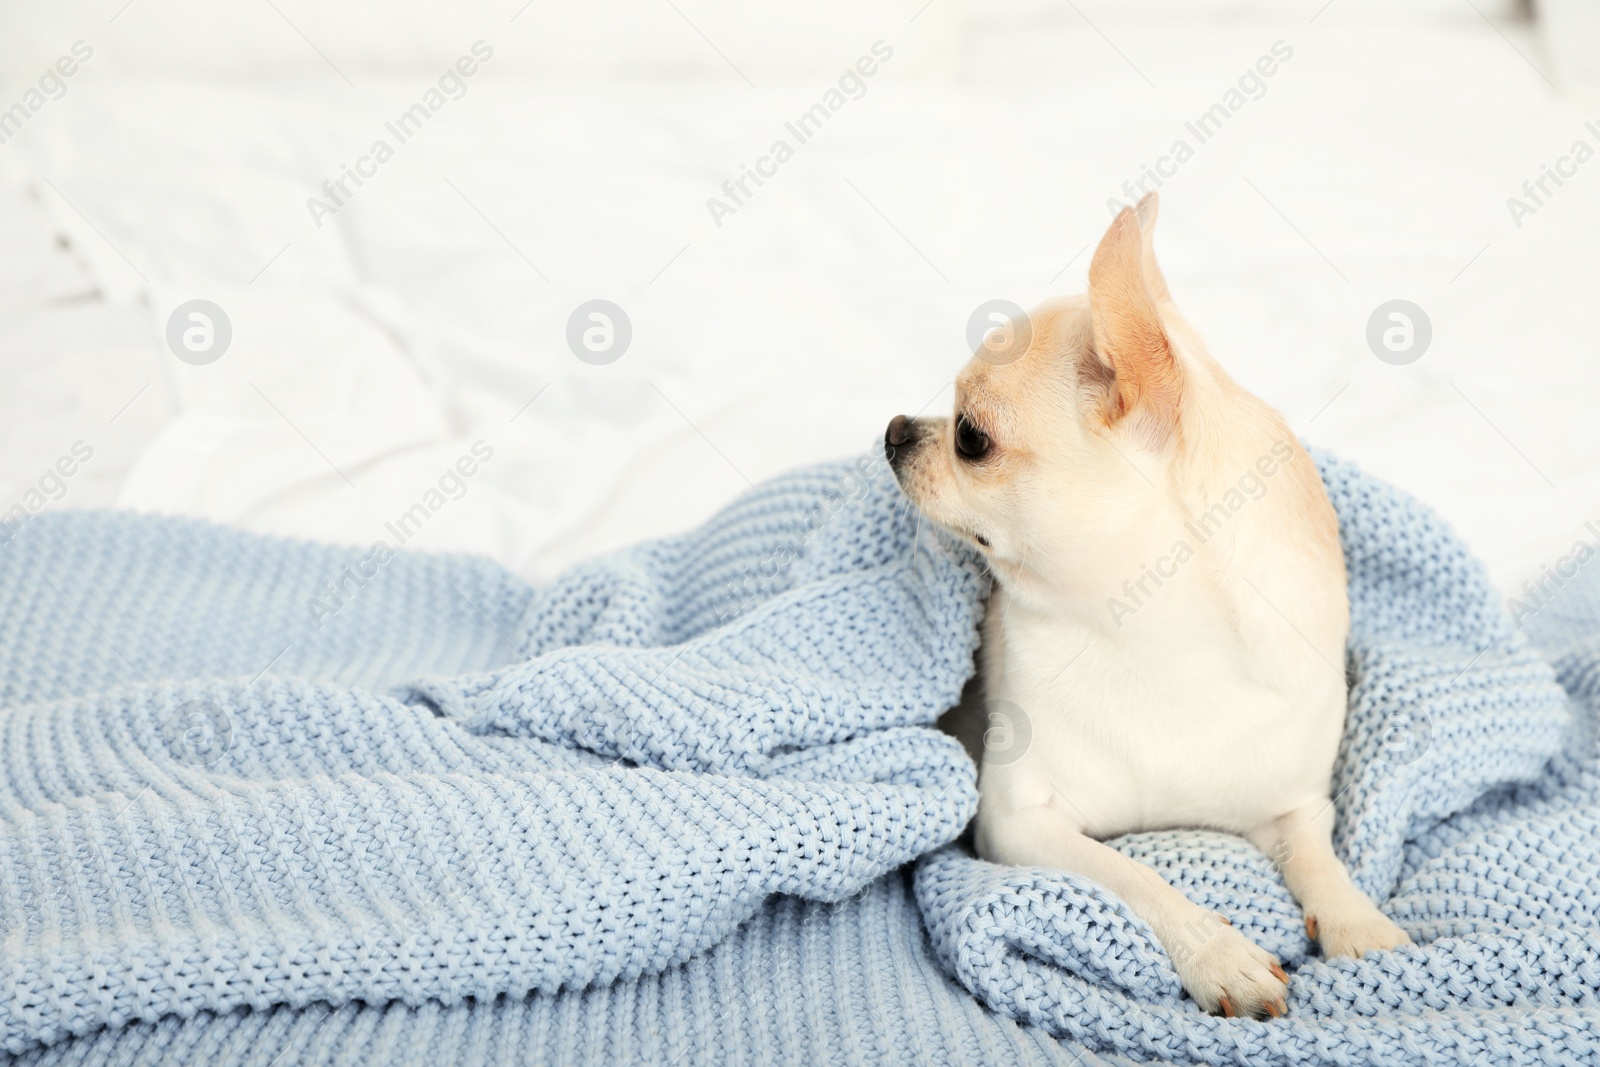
[954,417,990,460]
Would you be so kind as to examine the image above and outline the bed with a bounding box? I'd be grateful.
[0,1,1597,1063]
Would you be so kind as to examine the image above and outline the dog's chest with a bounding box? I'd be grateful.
[980,607,1344,838]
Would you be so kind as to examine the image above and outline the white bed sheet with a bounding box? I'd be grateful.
[1,9,1596,604]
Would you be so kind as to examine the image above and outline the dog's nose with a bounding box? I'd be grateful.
[885,415,917,461]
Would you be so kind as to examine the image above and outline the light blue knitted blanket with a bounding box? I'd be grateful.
[0,456,985,1057]
[0,449,1595,1066]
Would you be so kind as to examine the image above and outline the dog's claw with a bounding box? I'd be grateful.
[1305,914,1318,941]
[1263,999,1284,1019]
[1178,909,1291,1021]
[1219,916,1232,926]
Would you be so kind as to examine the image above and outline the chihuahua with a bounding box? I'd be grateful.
[886,193,1407,1019]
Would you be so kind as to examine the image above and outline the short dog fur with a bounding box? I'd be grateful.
[886,194,1407,1019]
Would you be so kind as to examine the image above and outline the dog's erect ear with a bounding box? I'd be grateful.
[1134,192,1172,306]
[1088,200,1181,433]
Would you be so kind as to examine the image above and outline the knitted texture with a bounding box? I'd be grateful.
[8,875,1128,1067]
[2,449,1599,1067]
[917,449,1596,1065]
[0,456,986,1057]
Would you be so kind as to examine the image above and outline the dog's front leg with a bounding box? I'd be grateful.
[977,804,1290,1018]
[1247,801,1410,958]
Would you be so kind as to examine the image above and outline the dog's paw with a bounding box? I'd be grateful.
[1167,912,1289,1020]
[1307,904,1410,959]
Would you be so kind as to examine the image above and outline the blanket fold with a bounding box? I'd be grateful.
[403,567,965,779]
[0,454,984,1056]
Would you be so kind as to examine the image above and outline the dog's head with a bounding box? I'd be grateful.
[887,193,1321,608]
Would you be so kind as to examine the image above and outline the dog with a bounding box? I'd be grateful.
[885,193,1408,1019]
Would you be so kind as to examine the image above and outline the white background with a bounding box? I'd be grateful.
[0,0,1595,603]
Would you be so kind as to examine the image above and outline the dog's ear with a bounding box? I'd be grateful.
[1087,199,1181,434]
[1134,192,1172,306]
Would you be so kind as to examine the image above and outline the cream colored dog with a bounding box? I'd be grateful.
[885,194,1408,1019]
